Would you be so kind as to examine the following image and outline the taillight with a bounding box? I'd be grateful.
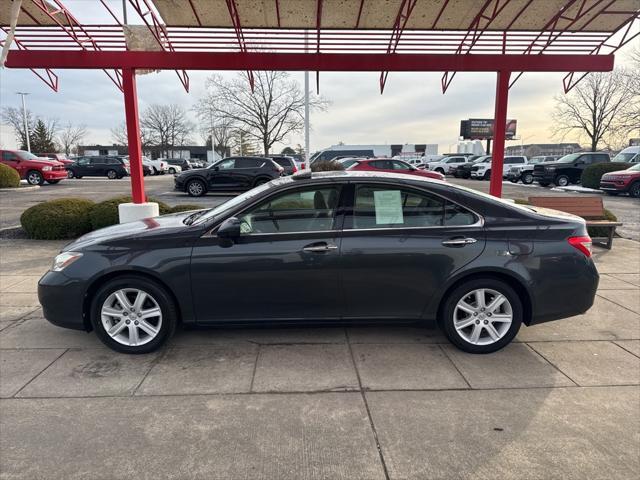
[292,164,298,173]
[568,236,592,257]
[300,162,306,169]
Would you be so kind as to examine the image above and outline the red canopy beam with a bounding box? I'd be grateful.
[5,50,614,72]
[380,0,418,93]
[225,0,255,91]
[122,68,146,204]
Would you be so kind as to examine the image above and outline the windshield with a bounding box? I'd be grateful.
[473,156,490,164]
[17,151,41,160]
[627,163,640,171]
[189,182,273,225]
[556,153,581,163]
[613,152,638,162]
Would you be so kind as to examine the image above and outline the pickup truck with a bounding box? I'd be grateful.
[532,152,610,187]
[470,156,528,180]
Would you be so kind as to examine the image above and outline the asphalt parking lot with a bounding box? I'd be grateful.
[0,174,638,240]
[0,234,639,479]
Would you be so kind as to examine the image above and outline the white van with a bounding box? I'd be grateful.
[612,146,640,164]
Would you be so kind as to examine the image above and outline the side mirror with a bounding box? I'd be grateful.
[217,216,241,242]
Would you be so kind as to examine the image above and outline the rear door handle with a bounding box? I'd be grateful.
[442,237,477,247]
[302,242,338,253]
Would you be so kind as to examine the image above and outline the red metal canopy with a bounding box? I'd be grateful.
[1,0,638,202]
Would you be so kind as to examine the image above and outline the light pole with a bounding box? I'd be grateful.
[304,29,310,169]
[16,92,30,152]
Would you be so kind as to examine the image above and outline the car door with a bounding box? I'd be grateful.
[87,157,105,176]
[340,182,485,319]
[207,158,240,190]
[190,183,345,322]
[234,157,267,188]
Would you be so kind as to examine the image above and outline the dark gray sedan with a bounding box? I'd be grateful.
[38,171,598,354]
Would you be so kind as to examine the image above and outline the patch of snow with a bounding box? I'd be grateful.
[551,186,603,194]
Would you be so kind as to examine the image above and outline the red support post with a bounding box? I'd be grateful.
[122,68,146,204]
[490,70,510,198]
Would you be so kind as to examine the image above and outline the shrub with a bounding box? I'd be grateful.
[168,204,203,213]
[581,162,629,189]
[311,159,345,172]
[0,163,20,188]
[89,196,170,230]
[21,198,94,239]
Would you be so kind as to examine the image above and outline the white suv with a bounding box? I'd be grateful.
[427,156,471,175]
[470,156,528,180]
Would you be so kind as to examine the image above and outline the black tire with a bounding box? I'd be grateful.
[522,172,534,184]
[46,179,61,184]
[67,170,74,179]
[107,169,118,179]
[168,167,176,174]
[483,170,491,180]
[26,170,44,186]
[538,181,550,187]
[629,181,640,198]
[253,178,270,187]
[435,168,445,175]
[186,178,207,197]
[554,175,570,187]
[152,168,158,176]
[440,278,523,354]
[90,276,177,354]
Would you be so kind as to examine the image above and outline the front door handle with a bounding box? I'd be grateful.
[302,242,338,253]
[442,237,477,247]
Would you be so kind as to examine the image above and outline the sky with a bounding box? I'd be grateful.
[1,1,638,155]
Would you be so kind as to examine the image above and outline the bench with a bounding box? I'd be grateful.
[528,196,622,249]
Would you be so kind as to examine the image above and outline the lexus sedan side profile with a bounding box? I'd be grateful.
[39,171,598,355]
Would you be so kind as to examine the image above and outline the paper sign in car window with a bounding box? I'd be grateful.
[374,190,404,224]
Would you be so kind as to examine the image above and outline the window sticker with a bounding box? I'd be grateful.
[374,190,404,224]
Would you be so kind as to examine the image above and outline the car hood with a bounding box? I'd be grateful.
[602,169,638,177]
[63,211,203,251]
[30,158,64,166]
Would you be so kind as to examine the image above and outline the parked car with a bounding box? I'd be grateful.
[139,156,168,175]
[267,155,298,175]
[36,153,74,166]
[452,155,491,178]
[67,156,129,179]
[38,170,598,355]
[611,146,639,164]
[470,156,528,180]
[0,149,67,185]
[166,158,191,172]
[427,156,471,175]
[347,158,445,181]
[532,152,610,187]
[337,157,364,169]
[174,156,284,196]
[599,163,640,197]
[506,156,558,184]
[405,158,427,169]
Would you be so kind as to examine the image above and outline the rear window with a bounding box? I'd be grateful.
[271,157,293,167]
[236,158,266,168]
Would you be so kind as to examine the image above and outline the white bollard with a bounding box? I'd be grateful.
[118,202,160,224]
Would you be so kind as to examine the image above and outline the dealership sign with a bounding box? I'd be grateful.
[460,119,517,140]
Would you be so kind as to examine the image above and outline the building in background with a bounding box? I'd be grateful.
[456,140,485,155]
[506,143,582,157]
[78,145,227,162]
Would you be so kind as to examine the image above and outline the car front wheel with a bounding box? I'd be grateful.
[91,276,177,354]
[107,169,118,179]
[186,178,206,196]
[554,175,570,187]
[522,173,534,184]
[441,278,522,354]
[26,170,44,185]
[67,170,75,179]
[628,181,640,198]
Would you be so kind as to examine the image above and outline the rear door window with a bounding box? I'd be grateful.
[236,158,266,169]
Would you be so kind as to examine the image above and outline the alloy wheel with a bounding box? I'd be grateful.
[453,288,513,346]
[100,288,163,347]
[556,175,569,187]
[522,173,533,184]
[630,182,640,198]
[27,171,43,185]
[107,170,117,179]
[188,180,204,196]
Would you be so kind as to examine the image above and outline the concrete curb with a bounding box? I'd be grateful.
[0,185,40,192]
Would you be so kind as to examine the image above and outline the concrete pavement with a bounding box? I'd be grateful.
[0,238,638,479]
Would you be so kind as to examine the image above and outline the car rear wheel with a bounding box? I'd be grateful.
[168,167,176,174]
[629,181,640,198]
[441,278,522,354]
[522,173,534,184]
[91,276,177,354]
[435,168,445,174]
[26,170,44,185]
[186,178,206,197]
[554,175,570,187]
[107,169,118,179]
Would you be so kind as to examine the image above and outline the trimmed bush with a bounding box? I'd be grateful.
[168,204,203,213]
[89,196,171,230]
[581,162,629,189]
[311,159,345,172]
[0,163,20,188]
[21,198,94,240]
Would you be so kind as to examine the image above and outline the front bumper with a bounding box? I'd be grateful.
[43,170,68,181]
[599,180,628,192]
[470,170,486,178]
[38,271,87,331]
[532,172,555,182]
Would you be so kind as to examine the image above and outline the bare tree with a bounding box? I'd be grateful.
[140,104,194,157]
[58,122,87,156]
[194,90,237,158]
[200,71,328,155]
[552,70,637,151]
[110,122,156,150]
[1,106,34,149]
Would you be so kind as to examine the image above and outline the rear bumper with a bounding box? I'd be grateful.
[38,271,87,331]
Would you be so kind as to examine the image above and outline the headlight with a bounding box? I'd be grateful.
[42,166,52,172]
[52,252,83,272]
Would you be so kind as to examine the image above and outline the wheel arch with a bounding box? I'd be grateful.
[434,270,533,327]
[82,268,183,331]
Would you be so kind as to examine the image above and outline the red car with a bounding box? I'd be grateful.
[347,158,445,181]
[0,149,67,185]
[600,163,640,197]
[36,152,74,166]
